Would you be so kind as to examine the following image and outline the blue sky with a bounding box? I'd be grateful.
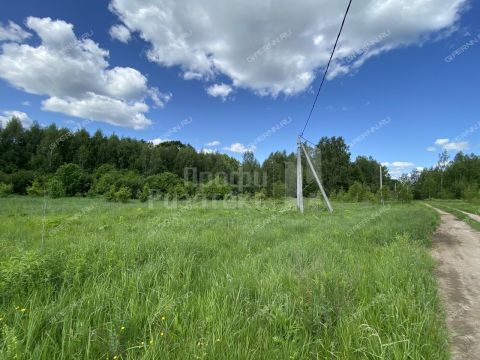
[0,0,479,177]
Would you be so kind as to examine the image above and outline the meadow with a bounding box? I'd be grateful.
[0,197,449,359]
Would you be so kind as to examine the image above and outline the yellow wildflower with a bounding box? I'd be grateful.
[160,332,164,337]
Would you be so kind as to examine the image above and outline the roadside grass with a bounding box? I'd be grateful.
[426,200,480,232]
[426,199,480,215]
[0,197,448,359]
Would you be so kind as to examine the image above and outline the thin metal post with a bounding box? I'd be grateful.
[300,142,333,213]
[296,137,304,213]
[380,165,384,205]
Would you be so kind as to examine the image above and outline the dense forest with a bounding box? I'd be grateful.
[1,117,479,202]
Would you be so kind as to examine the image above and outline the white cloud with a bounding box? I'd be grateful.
[42,94,151,130]
[426,146,437,152]
[201,148,217,154]
[0,17,169,129]
[148,88,172,108]
[0,21,31,42]
[109,24,132,43]
[0,110,33,128]
[382,161,416,179]
[206,83,233,100]
[224,142,256,154]
[431,138,469,152]
[382,161,415,169]
[205,140,220,147]
[149,138,166,145]
[183,71,204,81]
[443,141,468,151]
[109,0,467,96]
[435,138,450,146]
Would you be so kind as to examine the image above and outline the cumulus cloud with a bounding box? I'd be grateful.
[0,21,31,42]
[0,17,169,129]
[109,0,467,96]
[109,24,132,43]
[0,110,33,128]
[382,162,415,169]
[435,138,450,146]
[382,161,416,178]
[430,138,469,152]
[201,148,217,154]
[205,140,220,147]
[443,141,469,151]
[206,83,233,100]
[149,138,166,145]
[224,143,256,154]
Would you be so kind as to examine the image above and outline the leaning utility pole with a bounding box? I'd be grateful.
[296,137,333,213]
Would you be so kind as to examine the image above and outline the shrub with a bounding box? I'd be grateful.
[169,183,188,200]
[0,182,13,197]
[145,172,182,195]
[139,184,150,202]
[255,189,267,203]
[10,170,35,194]
[55,163,88,196]
[463,185,480,202]
[398,183,414,203]
[47,178,66,198]
[105,185,117,202]
[202,178,231,200]
[115,186,132,203]
[27,178,45,196]
[272,181,285,199]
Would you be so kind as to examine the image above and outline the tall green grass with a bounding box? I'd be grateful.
[0,197,448,359]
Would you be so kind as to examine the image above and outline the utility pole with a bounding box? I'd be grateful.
[300,141,333,213]
[296,137,304,213]
[380,165,384,206]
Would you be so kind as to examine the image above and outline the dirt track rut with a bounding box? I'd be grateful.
[427,205,480,359]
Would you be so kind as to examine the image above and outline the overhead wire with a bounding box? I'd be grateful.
[299,0,354,137]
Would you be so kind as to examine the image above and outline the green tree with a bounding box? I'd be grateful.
[55,163,88,196]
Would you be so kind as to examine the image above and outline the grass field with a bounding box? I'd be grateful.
[0,197,448,359]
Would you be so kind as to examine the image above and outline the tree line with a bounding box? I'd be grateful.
[1,117,478,202]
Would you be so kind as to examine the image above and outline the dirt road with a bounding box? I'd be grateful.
[427,204,480,359]
[457,209,480,223]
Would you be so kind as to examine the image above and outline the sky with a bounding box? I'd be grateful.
[0,0,479,178]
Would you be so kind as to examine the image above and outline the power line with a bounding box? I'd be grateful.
[300,0,353,137]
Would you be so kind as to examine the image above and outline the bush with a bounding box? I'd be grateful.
[201,178,231,200]
[463,185,480,202]
[255,189,267,203]
[398,183,414,203]
[115,186,132,203]
[55,163,88,196]
[27,178,45,196]
[346,182,376,203]
[139,184,150,202]
[47,178,66,198]
[169,183,188,200]
[145,172,182,195]
[10,170,35,194]
[0,182,13,197]
[105,185,117,202]
[272,181,285,199]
